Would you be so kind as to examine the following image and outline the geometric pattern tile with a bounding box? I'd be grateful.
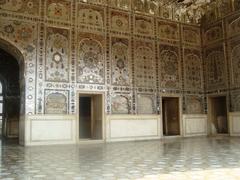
[1,137,240,179]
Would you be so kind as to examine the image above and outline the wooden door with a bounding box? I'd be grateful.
[163,97,180,136]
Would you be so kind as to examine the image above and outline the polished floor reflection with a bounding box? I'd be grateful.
[1,137,240,179]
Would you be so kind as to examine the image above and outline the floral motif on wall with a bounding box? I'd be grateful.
[158,21,179,40]
[231,44,240,86]
[135,16,153,36]
[206,50,226,90]
[146,0,158,15]
[111,11,129,32]
[45,27,69,82]
[78,4,104,28]
[184,50,202,90]
[217,0,231,17]
[183,26,200,45]
[0,20,37,48]
[160,6,172,19]
[47,0,71,21]
[0,0,39,15]
[159,45,180,89]
[77,34,105,84]
[185,95,203,114]
[137,94,155,114]
[0,2,210,116]
[229,17,240,37]
[79,0,107,5]
[234,0,240,10]
[109,0,130,10]
[111,94,130,114]
[0,18,37,114]
[231,90,240,112]
[135,41,155,88]
[133,0,145,12]
[45,90,68,114]
[133,0,158,15]
[204,26,223,44]
[111,37,131,86]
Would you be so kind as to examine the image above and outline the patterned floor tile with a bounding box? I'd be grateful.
[0,137,240,179]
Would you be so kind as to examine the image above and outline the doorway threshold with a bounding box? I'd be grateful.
[162,135,182,139]
[210,134,230,137]
[78,139,104,144]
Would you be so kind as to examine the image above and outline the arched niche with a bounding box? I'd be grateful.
[45,93,68,114]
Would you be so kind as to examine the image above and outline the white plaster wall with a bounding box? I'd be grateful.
[229,112,240,136]
[19,114,25,145]
[25,115,77,146]
[106,115,161,142]
[183,114,207,137]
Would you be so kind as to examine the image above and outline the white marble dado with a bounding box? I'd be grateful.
[23,114,212,145]
[229,112,240,136]
[25,115,77,146]
[106,115,161,142]
[183,114,207,137]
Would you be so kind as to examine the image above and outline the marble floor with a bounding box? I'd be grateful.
[0,137,240,180]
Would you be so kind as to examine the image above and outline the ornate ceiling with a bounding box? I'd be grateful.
[158,0,234,23]
[170,0,215,23]
[105,0,235,24]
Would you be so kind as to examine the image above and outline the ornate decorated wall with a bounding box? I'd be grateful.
[0,0,207,117]
[202,7,240,113]
[1,0,240,144]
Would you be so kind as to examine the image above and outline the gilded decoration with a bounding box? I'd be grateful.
[77,33,105,84]
[45,27,69,82]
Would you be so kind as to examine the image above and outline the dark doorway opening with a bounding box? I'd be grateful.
[79,94,103,140]
[162,97,180,136]
[79,97,91,139]
[210,96,228,134]
[0,49,20,140]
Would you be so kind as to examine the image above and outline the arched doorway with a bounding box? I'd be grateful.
[0,48,21,140]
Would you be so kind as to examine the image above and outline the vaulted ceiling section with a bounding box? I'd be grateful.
[109,0,238,24]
